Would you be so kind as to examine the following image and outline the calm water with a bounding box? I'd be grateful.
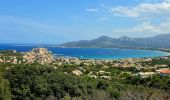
[0,44,169,60]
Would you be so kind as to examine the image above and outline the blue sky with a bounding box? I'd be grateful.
[0,0,170,44]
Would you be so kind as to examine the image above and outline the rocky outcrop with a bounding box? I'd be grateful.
[23,48,54,64]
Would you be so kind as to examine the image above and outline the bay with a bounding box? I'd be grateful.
[0,44,169,60]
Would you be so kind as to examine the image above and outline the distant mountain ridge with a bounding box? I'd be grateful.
[59,34,170,49]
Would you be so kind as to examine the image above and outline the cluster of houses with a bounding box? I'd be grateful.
[0,48,170,79]
[0,57,18,64]
[0,53,22,64]
[55,56,170,79]
[0,48,54,65]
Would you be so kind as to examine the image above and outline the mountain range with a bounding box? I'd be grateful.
[59,34,170,49]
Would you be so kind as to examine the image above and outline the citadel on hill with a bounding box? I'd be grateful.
[23,48,54,64]
[0,48,54,64]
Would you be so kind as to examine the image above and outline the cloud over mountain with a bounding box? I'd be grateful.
[111,0,170,18]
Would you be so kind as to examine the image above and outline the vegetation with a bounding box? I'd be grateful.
[0,50,170,99]
[0,63,168,100]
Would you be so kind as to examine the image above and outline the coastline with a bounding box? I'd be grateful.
[0,44,170,60]
[57,46,170,56]
[52,48,170,60]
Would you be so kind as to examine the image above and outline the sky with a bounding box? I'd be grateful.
[0,0,170,44]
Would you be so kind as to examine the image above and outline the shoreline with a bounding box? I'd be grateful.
[53,50,170,61]
[1,45,170,60]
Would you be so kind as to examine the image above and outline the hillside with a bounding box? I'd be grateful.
[59,34,170,49]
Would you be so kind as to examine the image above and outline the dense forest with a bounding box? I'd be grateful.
[0,63,170,100]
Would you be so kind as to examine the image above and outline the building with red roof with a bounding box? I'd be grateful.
[158,70,170,77]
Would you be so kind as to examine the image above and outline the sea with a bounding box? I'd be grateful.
[0,44,169,60]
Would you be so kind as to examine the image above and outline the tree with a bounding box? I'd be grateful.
[0,77,11,100]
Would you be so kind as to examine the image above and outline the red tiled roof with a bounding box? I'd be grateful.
[159,70,170,74]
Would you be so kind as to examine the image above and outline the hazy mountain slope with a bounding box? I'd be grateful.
[59,34,170,48]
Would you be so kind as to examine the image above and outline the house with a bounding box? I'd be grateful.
[72,70,83,76]
[0,59,3,63]
[138,72,156,78]
[158,70,170,77]
[100,76,111,80]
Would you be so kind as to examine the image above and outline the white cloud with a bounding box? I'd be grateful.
[111,1,170,18]
[85,8,99,12]
[113,20,170,35]
[107,0,170,36]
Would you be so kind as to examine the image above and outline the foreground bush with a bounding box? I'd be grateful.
[0,64,169,100]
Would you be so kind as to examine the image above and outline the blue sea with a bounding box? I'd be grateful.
[0,44,169,60]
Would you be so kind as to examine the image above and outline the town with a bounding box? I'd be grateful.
[0,48,170,80]
[0,48,170,99]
